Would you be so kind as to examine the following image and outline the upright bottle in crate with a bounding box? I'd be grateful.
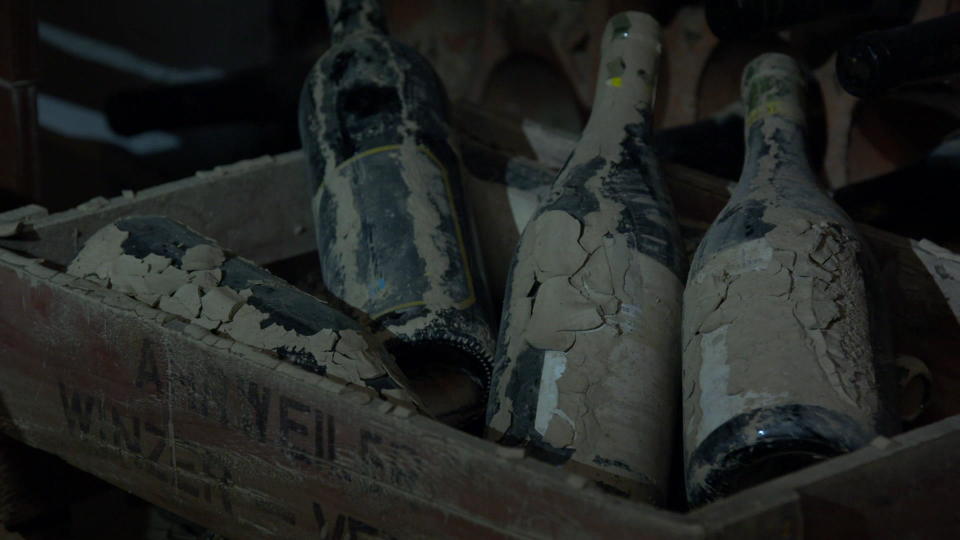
[299,0,495,425]
[682,53,898,505]
[486,12,686,503]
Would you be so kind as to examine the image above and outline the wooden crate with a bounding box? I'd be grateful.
[0,106,958,539]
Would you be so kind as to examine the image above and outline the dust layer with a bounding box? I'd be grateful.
[67,216,422,408]
[486,12,685,503]
[298,25,496,405]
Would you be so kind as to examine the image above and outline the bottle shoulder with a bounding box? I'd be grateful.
[689,180,866,279]
[532,146,686,279]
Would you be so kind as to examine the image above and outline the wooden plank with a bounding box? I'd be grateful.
[0,152,315,268]
[0,251,703,539]
[691,418,960,539]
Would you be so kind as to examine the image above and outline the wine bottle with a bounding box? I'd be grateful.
[682,53,897,505]
[833,131,960,243]
[67,215,422,408]
[705,0,915,39]
[837,12,960,97]
[299,0,495,425]
[486,12,686,503]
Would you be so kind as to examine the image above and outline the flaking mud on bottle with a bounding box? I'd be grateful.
[67,216,423,409]
[681,53,899,505]
[299,0,497,428]
[486,12,686,504]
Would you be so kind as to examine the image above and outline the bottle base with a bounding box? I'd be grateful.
[686,404,875,506]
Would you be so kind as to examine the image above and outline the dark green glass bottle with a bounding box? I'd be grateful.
[682,53,898,505]
[298,0,495,425]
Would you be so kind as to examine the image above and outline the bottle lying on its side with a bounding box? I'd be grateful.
[68,215,423,409]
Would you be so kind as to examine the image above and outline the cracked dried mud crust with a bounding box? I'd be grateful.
[486,12,685,503]
[67,216,422,409]
[681,53,897,505]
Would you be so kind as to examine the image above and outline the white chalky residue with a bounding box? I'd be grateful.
[506,185,542,234]
[693,238,773,285]
[535,350,573,437]
[696,325,731,446]
[911,239,960,322]
[695,324,788,447]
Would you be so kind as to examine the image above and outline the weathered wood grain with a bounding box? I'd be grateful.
[0,153,315,268]
[0,252,702,539]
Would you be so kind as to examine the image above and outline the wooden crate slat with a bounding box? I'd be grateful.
[0,152,315,269]
[691,417,960,538]
[0,256,703,539]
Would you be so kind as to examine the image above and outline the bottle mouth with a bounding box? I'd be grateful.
[837,37,885,98]
[686,404,874,506]
[385,339,489,430]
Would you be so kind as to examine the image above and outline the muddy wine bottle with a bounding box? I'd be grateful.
[705,0,915,39]
[67,216,422,408]
[486,12,685,503]
[298,0,495,426]
[682,53,898,505]
[837,12,960,97]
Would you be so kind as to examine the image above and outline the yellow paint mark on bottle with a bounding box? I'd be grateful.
[746,101,783,126]
[746,99,805,127]
[606,77,623,88]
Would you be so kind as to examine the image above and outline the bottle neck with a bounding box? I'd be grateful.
[739,55,814,188]
[581,12,660,142]
[741,114,812,184]
[327,0,386,41]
